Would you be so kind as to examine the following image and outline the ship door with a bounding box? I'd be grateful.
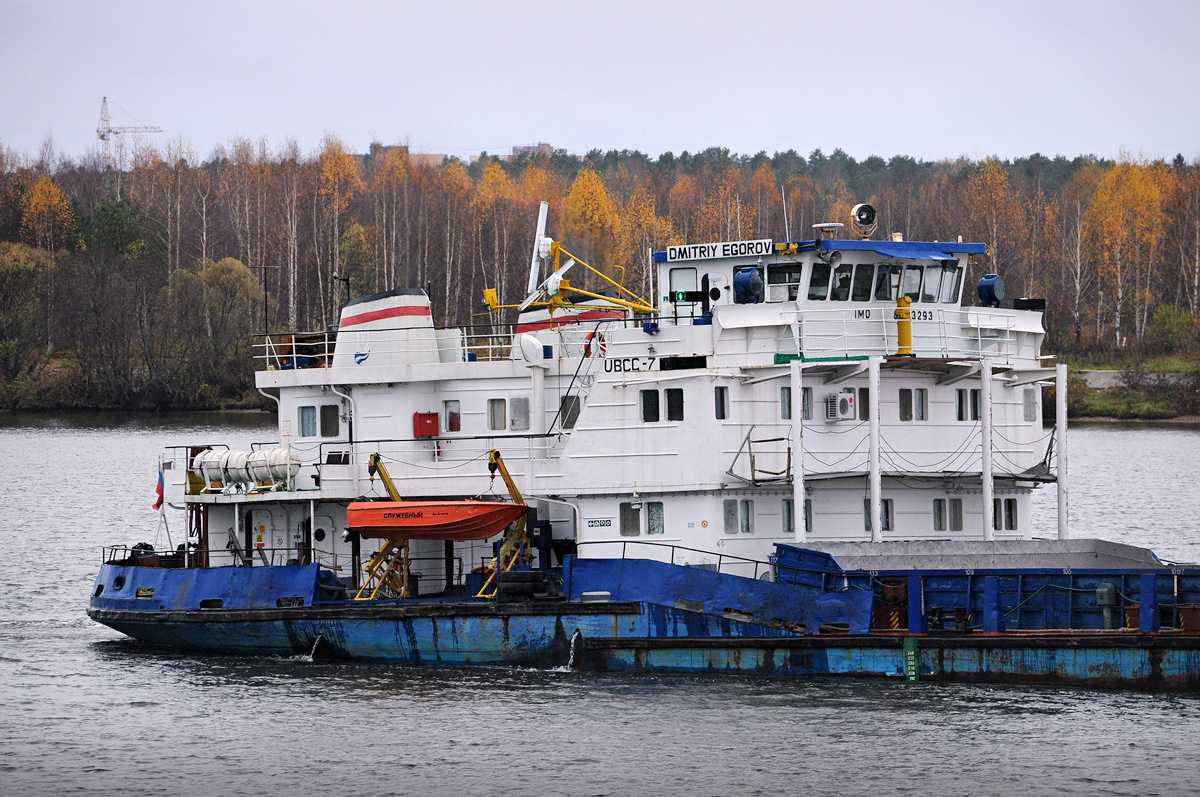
[705,272,730,308]
[251,509,277,562]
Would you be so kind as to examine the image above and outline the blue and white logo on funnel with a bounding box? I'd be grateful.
[354,332,370,364]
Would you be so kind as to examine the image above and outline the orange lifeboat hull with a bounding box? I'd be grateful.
[346,500,529,541]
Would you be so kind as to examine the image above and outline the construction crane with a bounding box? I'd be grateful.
[96,97,161,167]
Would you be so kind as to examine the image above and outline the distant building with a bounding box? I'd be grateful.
[510,142,554,159]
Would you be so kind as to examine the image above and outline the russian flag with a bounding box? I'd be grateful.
[153,469,164,510]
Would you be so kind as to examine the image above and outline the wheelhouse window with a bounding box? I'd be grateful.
[669,267,697,298]
[805,498,813,533]
[851,263,873,301]
[781,386,791,420]
[443,400,461,433]
[901,266,922,299]
[783,498,794,535]
[830,264,853,301]
[940,265,963,303]
[488,398,506,431]
[933,498,946,531]
[808,262,831,300]
[858,387,870,421]
[874,264,901,301]
[802,387,813,420]
[1023,388,1038,423]
[921,266,943,303]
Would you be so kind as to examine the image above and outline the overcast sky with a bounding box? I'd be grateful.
[3,0,1198,164]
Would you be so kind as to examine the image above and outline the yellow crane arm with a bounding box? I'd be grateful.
[367,453,402,502]
[487,450,522,504]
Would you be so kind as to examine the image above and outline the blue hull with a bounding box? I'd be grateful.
[87,556,1200,689]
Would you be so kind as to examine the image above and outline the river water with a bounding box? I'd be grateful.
[2,413,1200,796]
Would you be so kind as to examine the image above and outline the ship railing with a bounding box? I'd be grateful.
[100,544,466,591]
[575,540,775,582]
[794,306,1019,361]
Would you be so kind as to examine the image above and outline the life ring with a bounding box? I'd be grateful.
[584,332,607,358]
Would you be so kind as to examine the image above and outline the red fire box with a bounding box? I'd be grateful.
[413,412,439,438]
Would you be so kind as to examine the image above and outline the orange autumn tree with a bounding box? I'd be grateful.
[20,175,75,254]
[1085,158,1165,346]
[318,137,364,319]
[616,188,677,296]
[562,168,620,276]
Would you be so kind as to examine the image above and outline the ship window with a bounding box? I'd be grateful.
[933,498,946,531]
[510,397,530,431]
[899,389,913,421]
[949,498,963,531]
[488,399,506,431]
[559,395,581,429]
[997,498,1018,531]
[914,388,927,420]
[620,502,640,536]
[299,405,316,437]
[802,387,813,420]
[669,267,698,294]
[940,265,962,303]
[319,405,340,437]
[783,499,794,535]
[864,498,894,531]
[858,387,870,421]
[830,264,853,301]
[956,389,981,421]
[874,264,901,301]
[647,502,664,535]
[921,266,943,303]
[781,386,791,420]
[808,262,831,300]
[901,266,922,299]
[805,498,813,533]
[723,499,738,535]
[641,390,660,423]
[739,499,754,533]
[666,388,684,421]
[851,264,873,301]
[1023,388,1038,422]
[715,386,728,420]
[444,400,461,432]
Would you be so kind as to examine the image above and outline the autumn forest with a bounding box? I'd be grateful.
[1,135,1198,410]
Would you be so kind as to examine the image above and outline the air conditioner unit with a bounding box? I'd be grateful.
[824,389,856,422]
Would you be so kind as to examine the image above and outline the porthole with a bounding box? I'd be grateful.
[199,599,224,609]
[314,528,326,542]
[113,576,125,590]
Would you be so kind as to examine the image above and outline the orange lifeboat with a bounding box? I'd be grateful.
[346,500,529,541]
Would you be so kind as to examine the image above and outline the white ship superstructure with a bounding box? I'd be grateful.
[159,203,1064,595]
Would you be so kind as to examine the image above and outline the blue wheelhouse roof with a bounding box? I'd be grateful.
[652,238,987,263]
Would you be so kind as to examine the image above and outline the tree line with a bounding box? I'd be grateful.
[1,135,1198,409]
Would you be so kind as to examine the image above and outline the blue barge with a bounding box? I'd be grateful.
[88,541,1200,689]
